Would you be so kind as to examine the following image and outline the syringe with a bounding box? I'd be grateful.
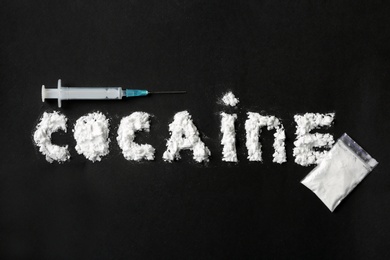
[42,79,186,107]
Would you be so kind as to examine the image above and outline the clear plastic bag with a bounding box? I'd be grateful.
[301,133,378,212]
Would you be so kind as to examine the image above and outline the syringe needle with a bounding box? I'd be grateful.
[148,91,186,94]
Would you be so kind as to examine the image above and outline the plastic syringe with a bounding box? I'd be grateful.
[42,79,186,107]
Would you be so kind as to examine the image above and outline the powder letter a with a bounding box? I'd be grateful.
[163,111,211,163]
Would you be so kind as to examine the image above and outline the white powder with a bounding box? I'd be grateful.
[33,111,70,163]
[222,92,239,107]
[293,113,335,166]
[272,126,287,164]
[163,111,211,163]
[117,112,155,161]
[73,112,110,162]
[301,133,378,211]
[220,112,238,162]
[245,112,286,163]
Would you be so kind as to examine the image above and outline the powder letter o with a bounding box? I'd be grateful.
[73,112,110,162]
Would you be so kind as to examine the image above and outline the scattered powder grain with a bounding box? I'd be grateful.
[222,92,239,107]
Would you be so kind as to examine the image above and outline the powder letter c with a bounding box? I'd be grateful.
[33,111,70,163]
[117,112,155,161]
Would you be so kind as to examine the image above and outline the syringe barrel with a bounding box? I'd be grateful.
[42,79,123,107]
[59,87,123,100]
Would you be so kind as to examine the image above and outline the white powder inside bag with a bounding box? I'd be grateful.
[33,111,70,163]
[293,113,335,166]
[163,111,211,163]
[117,112,155,161]
[301,133,378,211]
[222,92,239,107]
[245,112,286,163]
[220,112,238,162]
[73,112,110,162]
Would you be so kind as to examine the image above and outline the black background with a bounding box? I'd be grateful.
[1,0,390,259]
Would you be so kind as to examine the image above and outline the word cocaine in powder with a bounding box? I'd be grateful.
[33,110,334,166]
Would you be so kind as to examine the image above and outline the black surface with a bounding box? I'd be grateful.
[1,1,390,259]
